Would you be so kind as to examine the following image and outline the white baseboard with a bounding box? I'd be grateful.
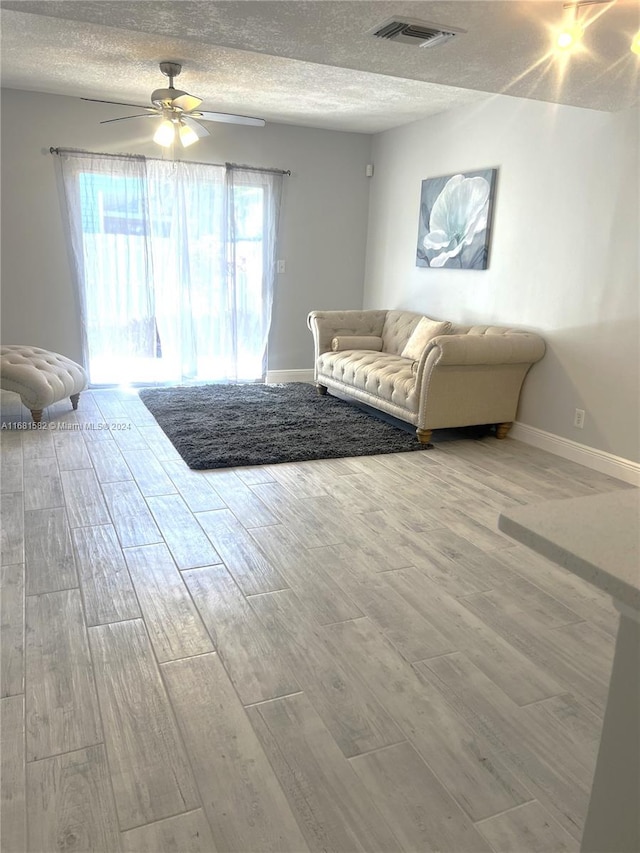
[265,369,315,384]
[510,422,640,486]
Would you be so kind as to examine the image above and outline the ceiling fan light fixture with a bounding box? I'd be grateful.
[153,118,176,147]
[179,121,199,147]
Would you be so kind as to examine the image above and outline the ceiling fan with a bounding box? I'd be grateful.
[82,61,266,148]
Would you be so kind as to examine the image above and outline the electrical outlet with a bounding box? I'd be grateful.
[574,408,585,429]
[276,259,286,274]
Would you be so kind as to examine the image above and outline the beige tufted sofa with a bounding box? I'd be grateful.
[0,345,88,423]
[308,309,545,443]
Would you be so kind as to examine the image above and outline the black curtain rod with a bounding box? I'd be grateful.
[49,147,291,176]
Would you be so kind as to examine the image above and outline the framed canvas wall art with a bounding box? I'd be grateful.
[416,168,497,270]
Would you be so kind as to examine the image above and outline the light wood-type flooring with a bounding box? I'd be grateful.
[0,388,632,853]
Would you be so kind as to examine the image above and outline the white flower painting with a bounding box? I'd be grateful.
[416,169,497,269]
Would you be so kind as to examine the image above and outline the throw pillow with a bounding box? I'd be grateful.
[401,318,451,361]
[331,336,384,352]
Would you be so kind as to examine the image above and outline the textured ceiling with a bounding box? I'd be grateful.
[1,1,639,134]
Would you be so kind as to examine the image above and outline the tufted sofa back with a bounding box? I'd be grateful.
[380,311,533,354]
[381,311,426,355]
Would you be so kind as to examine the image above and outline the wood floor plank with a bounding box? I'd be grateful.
[476,801,579,852]
[24,507,77,595]
[250,589,404,757]
[429,502,514,552]
[121,448,177,497]
[344,517,415,571]
[474,572,584,630]
[71,524,140,626]
[136,425,183,462]
[88,619,199,830]
[101,480,163,548]
[23,456,64,511]
[357,511,493,597]
[0,695,26,853]
[163,460,227,512]
[92,392,128,419]
[460,592,611,717]
[53,429,92,471]
[162,653,309,853]
[322,472,393,514]
[268,462,331,499]
[60,469,110,528]
[86,439,133,484]
[21,428,56,460]
[0,434,23,494]
[183,565,299,704]
[317,543,454,661]
[27,745,122,853]
[122,810,217,853]
[124,543,214,662]
[249,524,363,625]
[419,652,592,840]
[247,692,401,852]
[233,466,276,486]
[120,399,158,426]
[0,563,24,697]
[203,470,279,528]
[26,588,101,761]
[146,494,221,570]
[350,741,493,852]
[323,618,530,821]
[250,486,350,547]
[1,493,24,566]
[386,567,564,705]
[415,526,517,590]
[196,509,288,595]
[109,421,149,452]
[495,545,619,637]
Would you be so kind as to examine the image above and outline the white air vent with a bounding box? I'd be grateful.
[370,17,464,48]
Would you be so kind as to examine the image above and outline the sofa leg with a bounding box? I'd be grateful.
[416,428,433,445]
[317,384,328,396]
[496,422,513,439]
[70,393,80,410]
[30,409,43,424]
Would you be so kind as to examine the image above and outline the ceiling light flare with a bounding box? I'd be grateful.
[632,32,640,55]
[556,22,585,51]
[153,118,176,147]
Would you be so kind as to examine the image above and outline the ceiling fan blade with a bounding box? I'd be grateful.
[99,114,159,124]
[81,97,155,111]
[192,111,266,127]
[172,93,203,112]
[182,115,210,138]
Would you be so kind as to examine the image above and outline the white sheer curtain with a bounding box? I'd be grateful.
[56,149,283,385]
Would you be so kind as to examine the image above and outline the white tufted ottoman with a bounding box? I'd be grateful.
[0,346,88,423]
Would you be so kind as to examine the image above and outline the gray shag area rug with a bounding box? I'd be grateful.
[138,382,430,470]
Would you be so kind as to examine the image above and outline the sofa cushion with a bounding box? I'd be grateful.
[401,318,451,360]
[317,350,417,410]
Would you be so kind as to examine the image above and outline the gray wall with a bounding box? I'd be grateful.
[364,96,639,462]
[0,88,371,372]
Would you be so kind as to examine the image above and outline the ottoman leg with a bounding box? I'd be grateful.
[416,428,433,444]
[30,409,43,424]
[70,393,80,410]
[317,384,328,396]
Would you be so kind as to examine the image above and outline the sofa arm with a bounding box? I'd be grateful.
[426,332,545,367]
[307,310,387,357]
